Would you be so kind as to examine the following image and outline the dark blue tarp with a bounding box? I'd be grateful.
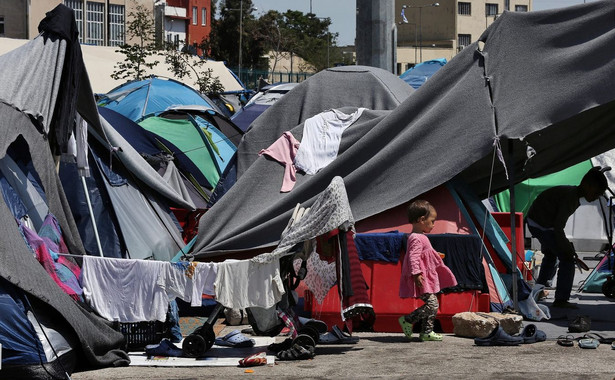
[400,58,447,89]
[0,278,46,365]
[231,104,270,132]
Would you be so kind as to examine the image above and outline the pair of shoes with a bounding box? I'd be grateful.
[552,300,579,309]
[276,334,316,361]
[578,338,600,349]
[557,335,574,347]
[267,337,293,353]
[568,315,591,333]
[474,326,524,346]
[318,325,360,344]
[398,316,414,339]
[145,338,183,357]
[520,324,547,344]
[419,331,443,341]
[214,330,255,348]
[238,351,267,367]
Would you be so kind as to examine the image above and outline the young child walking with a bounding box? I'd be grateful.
[398,200,457,341]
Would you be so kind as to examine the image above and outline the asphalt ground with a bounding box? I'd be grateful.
[71,253,615,380]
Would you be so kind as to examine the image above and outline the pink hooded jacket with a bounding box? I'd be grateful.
[399,233,457,298]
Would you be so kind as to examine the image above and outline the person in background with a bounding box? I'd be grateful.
[398,200,457,341]
[526,167,608,309]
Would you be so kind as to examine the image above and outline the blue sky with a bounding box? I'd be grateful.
[250,0,597,46]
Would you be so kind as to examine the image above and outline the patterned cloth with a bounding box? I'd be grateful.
[405,293,439,334]
[294,250,336,305]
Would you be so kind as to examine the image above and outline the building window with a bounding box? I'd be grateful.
[64,0,84,43]
[109,4,125,46]
[458,34,471,50]
[192,6,197,25]
[505,0,510,11]
[201,7,207,26]
[86,2,104,45]
[485,3,499,16]
[0,16,4,36]
[515,5,528,12]
[458,2,471,15]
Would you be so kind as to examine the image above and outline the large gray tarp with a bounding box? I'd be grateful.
[0,103,129,368]
[192,2,615,258]
[236,65,414,177]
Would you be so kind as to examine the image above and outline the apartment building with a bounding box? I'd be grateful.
[2,0,210,50]
[396,0,532,71]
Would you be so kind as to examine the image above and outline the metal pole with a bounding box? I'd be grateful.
[239,0,243,84]
[414,23,417,64]
[81,176,104,257]
[508,139,519,311]
[419,7,422,62]
[327,30,330,67]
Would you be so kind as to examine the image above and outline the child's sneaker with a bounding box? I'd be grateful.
[419,331,443,341]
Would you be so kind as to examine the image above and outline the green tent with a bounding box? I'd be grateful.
[139,116,221,188]
[494,160,593,214]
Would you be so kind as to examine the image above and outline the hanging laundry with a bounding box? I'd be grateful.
[157,261,218,305]
[82,257,218,322]
[214,259,285,310]
[259,131,300,192]
[294,108,367,175]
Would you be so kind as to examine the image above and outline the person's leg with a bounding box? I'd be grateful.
[420,294,439,334]
[536,247,558,287]
[553,253,575,302]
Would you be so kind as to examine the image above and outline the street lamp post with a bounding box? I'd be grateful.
[225,1,256,84]
[402,3,439,63]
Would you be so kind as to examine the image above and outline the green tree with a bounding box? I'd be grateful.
[164,42,225,95]
[111,2,159,81]
[255,10,338,72]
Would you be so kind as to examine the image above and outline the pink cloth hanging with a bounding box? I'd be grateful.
[259,131,300,192]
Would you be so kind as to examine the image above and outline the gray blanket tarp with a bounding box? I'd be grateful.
[236,65,414,177]
[0,104,129,368]
[192,2,615,258]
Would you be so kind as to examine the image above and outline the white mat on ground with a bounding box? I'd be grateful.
[128,337,276,367]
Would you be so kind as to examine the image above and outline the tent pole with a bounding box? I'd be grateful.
[81,176,105,257]
[508,138,519,311]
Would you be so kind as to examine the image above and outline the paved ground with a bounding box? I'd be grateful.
[71,253,615,380]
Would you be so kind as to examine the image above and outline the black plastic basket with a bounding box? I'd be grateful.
[115,321,171,351]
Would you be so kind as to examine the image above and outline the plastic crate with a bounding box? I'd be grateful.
[115,321,171,351]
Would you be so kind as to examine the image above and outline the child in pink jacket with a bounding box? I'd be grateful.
[398,200,457,341]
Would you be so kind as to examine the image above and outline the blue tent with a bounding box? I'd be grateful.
[97,76,222,122]
[400,58,447,89]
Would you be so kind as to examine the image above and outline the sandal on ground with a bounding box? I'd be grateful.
[267,337,293,353]
[520,324,547,344]
[318,325,360,344]
[214,329,255,348]
[580,332,615,344]
[419,331,443,342]
[578,338,600,349]
[398,316,414,339]
[557,335,574,347]
[276,343,315,361]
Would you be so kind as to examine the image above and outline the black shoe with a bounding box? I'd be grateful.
[552,300,579,309]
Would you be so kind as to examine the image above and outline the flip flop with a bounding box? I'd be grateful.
[578,338,600,349]
[398,316,414,339]
[557,335,574,347]
[318,325,360,345]
[214,329,255,348]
